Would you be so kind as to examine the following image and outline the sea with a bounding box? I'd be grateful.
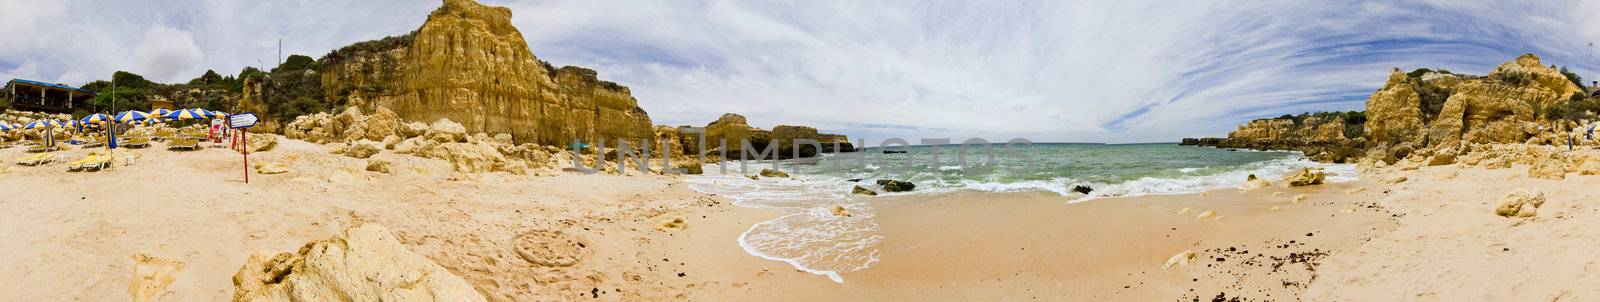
[685,143,1357,283]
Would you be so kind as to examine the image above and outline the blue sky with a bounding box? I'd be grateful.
[2,0,1598,144]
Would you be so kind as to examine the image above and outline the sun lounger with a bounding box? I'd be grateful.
[80,137,105,148]
[27,144,60,153]
[67,154,111,171]
[123,136,151,148]
[168,138,200,151]
[14,152,55,166]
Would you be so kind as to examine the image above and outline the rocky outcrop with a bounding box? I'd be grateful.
[231,224,486,302]
[1195,54,1589,167]
[1365,69,1431,147]
[1188,112,1365,163]
[700,113,854,159]
[877,179,916,192]
[317,0,653,147]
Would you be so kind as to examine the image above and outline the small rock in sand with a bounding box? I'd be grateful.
[1196,210,1216,219]
[129,253,185,302]
[365,159,392,173]
[1433,170,1459,179]
[1528,160,1567,180]
[1290,194,1307,204]
[1269,206,1282,213]
[651,212,688,231]
[1495,188,1545,218]
[1345,187,1368,194]
[1162,250,1198,269]
[1380,175,1408,184]
[830,205,852,217]
[1281,168,1326,187]
[253,162,290,175]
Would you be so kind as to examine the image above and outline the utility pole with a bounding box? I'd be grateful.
[278,38,282,68]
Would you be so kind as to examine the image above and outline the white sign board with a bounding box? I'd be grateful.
[229,113,259,129]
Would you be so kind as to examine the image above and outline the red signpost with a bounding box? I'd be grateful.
[229,113,260,184]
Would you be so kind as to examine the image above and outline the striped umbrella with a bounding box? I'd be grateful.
[150,108,173,120]
[114,111,151,123]
[23,120,59,129]
[81,113,112,125]
[209,111,230,119]
[0,123,13,131]
[164,109,206,120]
[23,120,60,146]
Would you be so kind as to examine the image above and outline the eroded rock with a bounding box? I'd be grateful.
[231,224,486,302]
[1495,188,1545,218]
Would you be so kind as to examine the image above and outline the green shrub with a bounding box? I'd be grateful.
[1559,66,1584,89]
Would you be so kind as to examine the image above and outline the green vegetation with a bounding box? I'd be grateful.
[272,55,319,73]
[1264,111,1367,139]
[1543,94,1600,121]
[1559,66,1584,90]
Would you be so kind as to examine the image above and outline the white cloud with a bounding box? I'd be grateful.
[133,25,203,83]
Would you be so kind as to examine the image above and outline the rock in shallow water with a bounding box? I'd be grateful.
[876,180,916,192]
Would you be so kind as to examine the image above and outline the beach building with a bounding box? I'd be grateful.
[1589,80,1599,97]
[3,79,97,114]
[149,96,177,111]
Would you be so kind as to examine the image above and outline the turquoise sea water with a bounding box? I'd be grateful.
[686,143,1357,283]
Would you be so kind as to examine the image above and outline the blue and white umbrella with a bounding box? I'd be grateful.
[114,111,151,124]
[81,113,112,125]
[23,120,59,129]
[164,109,207,120]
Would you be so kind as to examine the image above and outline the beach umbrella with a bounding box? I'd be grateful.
[114,110,151,124]
[150,108,173,120]
[62,119,84,131]
[164,109,206,120]
[23,120,61,146]
[23,120,58,129]
[0,123,12,131]
[81,113,112,125]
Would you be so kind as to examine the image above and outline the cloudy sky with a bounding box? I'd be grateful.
[2,0,1598,143]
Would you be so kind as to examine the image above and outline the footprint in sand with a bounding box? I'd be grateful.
[512,230,591,267]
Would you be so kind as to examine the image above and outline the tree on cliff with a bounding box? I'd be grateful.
[272,55,319,73]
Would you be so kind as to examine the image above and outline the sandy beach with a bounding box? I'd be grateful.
[3,134,1598,300]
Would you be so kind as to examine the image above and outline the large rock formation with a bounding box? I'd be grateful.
[1191,54,1589,166]
[698,113,855,159]
[1364,69,1431,147]
[1369,54,1581,160]
[1187,112,1365,162]
[231,224,486,301]
[317,0,653,147]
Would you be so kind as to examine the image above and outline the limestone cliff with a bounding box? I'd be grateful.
[1186,112,1365,162]
[1192,53,1590,166]
[700,113,854,159]
[316,0,653,147]
[1366,54,1583,163]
